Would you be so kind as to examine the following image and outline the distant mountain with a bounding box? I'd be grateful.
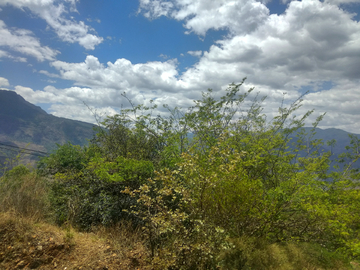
[288,127,360,172]
[301,127,357,156]
[0,89,96,167]
[0,89,359,174]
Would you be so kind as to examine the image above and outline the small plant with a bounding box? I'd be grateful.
[63,222,76,247]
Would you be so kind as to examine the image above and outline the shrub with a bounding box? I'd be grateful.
[49,155,154,230]
[124,81,360,267]
[37,142,90,175]
[39,80,360,268]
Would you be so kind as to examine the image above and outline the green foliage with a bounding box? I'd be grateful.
[218,237,350,270]
[124,172,228,269]
[88,155,154,185]
[49,155,154,230]
[92,104,164,165]
[37,142,90,175]
[120,81,360,268]
[38,79,360,269]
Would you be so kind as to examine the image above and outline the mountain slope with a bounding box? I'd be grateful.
[0,89,96,166]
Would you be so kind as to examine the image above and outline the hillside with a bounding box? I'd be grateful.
[0,89,96,167]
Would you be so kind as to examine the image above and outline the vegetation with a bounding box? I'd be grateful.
[1,79,360,269]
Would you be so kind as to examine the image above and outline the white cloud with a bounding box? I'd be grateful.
[0,77,9,87]
[283,0,360,5]
[50,55,183,95]
[0,20,59,61]
[0,0,103,50]
[138,0,270,36]
[187,50,202,57]
[301,81,360,132]
[39,70,60,78]
[62,0,359,133]
[0,50,7,58]
[325,0,360,4]
[0,49,27,62]
[49,104,117,123]
[139,0,175,18]
[13,84,124,123]
[8,0,360,133]
[15,57,27,62]
[174,0,360,92]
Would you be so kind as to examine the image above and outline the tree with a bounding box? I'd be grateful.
[125,81,360,268]
[41,80,360,268]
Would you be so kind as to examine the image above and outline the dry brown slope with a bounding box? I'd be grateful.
[0,213,148,270]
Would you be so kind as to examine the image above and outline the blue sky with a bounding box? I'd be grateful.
[0,0,360,133]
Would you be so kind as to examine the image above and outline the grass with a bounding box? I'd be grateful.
[0,165,50,221]
[218,236,354,270]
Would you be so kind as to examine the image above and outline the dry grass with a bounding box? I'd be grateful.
[219,236,356,270]
[0,166,50,222]
[0,212,149,270]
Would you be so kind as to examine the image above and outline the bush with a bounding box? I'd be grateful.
[49,155,154,230]
[37,142,90,175]
[124,81,360,267]
[38,80,360,268]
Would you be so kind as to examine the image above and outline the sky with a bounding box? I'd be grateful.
[0,0,360,133]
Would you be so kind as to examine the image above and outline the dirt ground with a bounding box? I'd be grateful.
[0,213,148,270]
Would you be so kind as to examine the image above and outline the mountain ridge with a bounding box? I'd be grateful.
[0,89,96,168]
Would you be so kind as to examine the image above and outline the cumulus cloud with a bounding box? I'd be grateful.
[0,50,7,58]
[0,0,103,50]
[0,20,59,61]
[9,0,360,133]
[49,103,117,123]
[283,0,360,3]
[138,0,270,36]
[301,80,360,132]
[13,84,136,123]
[159,54,170,59]
[325,0,360,4]
[50,55,184,95]
[182,0,360,90]
[0,77,9,87]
